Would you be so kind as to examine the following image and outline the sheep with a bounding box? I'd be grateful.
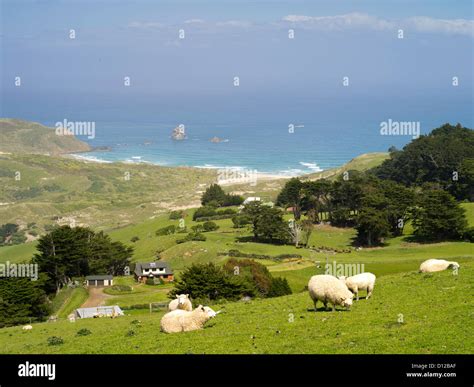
[339,272,376,301]
[168,294,193,312]
[419,259,460,273]
[308,275,353,312]
[160,305,220,333]
[22,325,33,330]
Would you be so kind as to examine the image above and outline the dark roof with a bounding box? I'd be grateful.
[135,261,173,276]
[86,275,113,281]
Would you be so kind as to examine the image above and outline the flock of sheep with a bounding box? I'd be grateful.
[160,258,460,333]
[308,258,459,312]
[19,259,460,333]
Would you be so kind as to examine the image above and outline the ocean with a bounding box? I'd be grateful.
[7,91,473,176]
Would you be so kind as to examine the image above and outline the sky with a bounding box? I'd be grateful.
[1,0,473,123]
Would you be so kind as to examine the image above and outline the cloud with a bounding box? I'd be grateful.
[407,16,474,37]
[282,13,474,36]
[215,20,252,28]
[282,13,394,31]
[184,19,205,24]
[128,21,165,29]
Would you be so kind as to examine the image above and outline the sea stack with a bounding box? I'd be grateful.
[172,125,186,140]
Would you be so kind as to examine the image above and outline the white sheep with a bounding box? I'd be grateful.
[419,259,460,273]
[339,272,376,301]
[168,294,193,311]
[308,275,353,312]
[22,325,33,330]
[160,305,220,333]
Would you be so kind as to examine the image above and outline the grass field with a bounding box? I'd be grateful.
[1,261,472,354]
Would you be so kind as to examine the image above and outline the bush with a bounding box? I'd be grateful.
[47,336,64,346]
[232,214,252,228]
[169,210,185,220]
[176,232,207,244]
[170,262,253,301]
[268,277,292,297]
[202,221,219,232]
[156,225,177,236]
[130,236,140,243]
[145,278,155,286]
[76,328,92,337]
[109,285,132,293]
[463,227,474,242]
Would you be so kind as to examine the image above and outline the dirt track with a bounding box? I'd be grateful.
[81,287,112,308]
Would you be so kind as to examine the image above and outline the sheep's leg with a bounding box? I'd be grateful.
[314,300,318,312]
[367,286,373,299]
[332,303,335,312]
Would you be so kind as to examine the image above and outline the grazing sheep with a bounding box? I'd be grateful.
[339,272,376,301]
[419,259,460,273]
[22,325,33,330]
[308,275,353,312]
[168,294,193,311]
[160,305,220,333]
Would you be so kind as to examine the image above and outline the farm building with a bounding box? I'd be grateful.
[85,275,113,287]
[75,305,124,319]
[134,261,174,283]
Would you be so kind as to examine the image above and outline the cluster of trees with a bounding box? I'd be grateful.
[373,123,474,201]
[276,124,473,246]
[33,226,133,294]
[0,223,26,246]
[201,184,244,207]
[170,260,291,302]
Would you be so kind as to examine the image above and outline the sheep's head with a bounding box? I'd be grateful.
[338,276,347,283]
[196,305,219,318]
[449,262,460,270]
[175,294,189,306]
[340,294,353,309]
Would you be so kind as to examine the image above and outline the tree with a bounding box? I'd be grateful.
[0,276,50,327]
[33,226,133,293]
[301,180,332,222]
[373,123,474,200]
[355,207,390,246]
[201,184,244,207]
[412,190,467,241]
[288,219,302,247]
[170,263,251,301]
[276,178,304,220]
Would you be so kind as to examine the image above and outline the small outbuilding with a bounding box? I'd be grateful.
[85,275,113,287]
[75,305,124,319]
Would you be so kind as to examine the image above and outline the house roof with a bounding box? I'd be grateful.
[75,305,123,319]
[135,261,173,276]
[86,275,113,281]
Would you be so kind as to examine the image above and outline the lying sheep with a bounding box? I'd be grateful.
[419,259,460,273]
[160,305,220,333]
[308,275,353,312]
[339,272,376,301]
[22,325,33,330]
[168,294,193,311]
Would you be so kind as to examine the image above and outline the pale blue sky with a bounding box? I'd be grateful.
[1,0,473,120]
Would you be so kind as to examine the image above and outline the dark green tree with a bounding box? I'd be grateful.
[276,178,304,220]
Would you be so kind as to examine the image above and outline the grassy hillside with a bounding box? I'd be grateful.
[0,153,217,232]
[0,119,91,154]
[1,261,472,354]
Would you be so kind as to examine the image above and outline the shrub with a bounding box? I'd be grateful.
[463,227,474,242]
[232,214,252,228]
[268,277,292,297]
[110,284,132,292]
[47,336,64,346]
[145,278,155,286]
[156,225,177,236]
[130,236,140,243]
[176,232,207,244]
[76,328,92,337]
[202,221,219,232]
[169,210,185,220]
